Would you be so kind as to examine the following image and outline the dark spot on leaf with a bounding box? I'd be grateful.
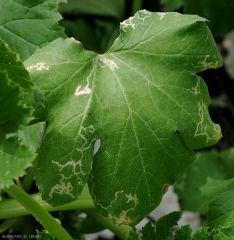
[163,184,169,194]
[175,130,180,136]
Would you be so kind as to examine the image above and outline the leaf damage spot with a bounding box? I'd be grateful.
[175,130,180,136]
[163,184,169,194]
[48,125,96,201]
[74,85,91,96]
[157,12,168,21]
[74,60,95,96]
[195,101,211,142]
[187,78,201,95]
[116,211,132,226]
[191,78,201,95]
[106,193,139,225]
[76,125,96,156]
[99,57,119,71]
[71,37,80,44]
[113,192,139,225]
[195,101,220,142]
[120,10,151,32]
[91,188,124,211]
[198,55,220,70]
[49,178,75,199]
[52,159,84,173]
[125,193,139,205]
[27,62,49,72]
[89,186,139,225]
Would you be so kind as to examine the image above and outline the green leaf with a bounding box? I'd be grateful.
[161,0,183,11]
[141,221,156,239]
[184,0,234,34]
[200,177,234,211]
[0,71,29,133]
[174,148,234,211]
[192,227,213,240]
[155,211,182,239]
[24,11,222,225]
[174,226,214,240]
[126,227,141,240]
[0,122,42,189]
[0,39,32,90]
[10,122,44,153]
[0,129,36,188]
[174,149,234,212]
[0,39,33,132]
[213,222,234,240]
[218,148,234,177]
[89,12,222,225]
[207,190,234,228]
[141,212,183,240]
[0,39,41,189]
[140,216,213,240]
[25,39,98,206]
[174,225,192,240]
[0,0,66,61]
[49,0,66,4]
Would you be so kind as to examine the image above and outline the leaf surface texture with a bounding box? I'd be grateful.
[24,11,222,224]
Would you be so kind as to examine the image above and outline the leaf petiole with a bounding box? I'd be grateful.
[4,184,73,240]
[0,185,95,220]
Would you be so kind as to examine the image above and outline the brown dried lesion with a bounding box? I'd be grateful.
[116,211,132,226]
[163,184,169,195]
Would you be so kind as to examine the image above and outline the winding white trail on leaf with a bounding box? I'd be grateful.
[194,101,220,142]
[121,10,151,32]
[27,62,49,71]
[98,57,119,71]
[48,125,96,200]
[74,62,95,96]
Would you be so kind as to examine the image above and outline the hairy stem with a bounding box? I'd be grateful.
[4,184,73,240]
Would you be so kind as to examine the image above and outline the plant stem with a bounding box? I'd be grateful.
[15,179,23,189]
[85,209,131,240]
[0,218,16,234]
[0,185,95,219]
[21,166,35,192]
[2,185,139,239]
[131,0,143,15]
[4,184,73,240]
